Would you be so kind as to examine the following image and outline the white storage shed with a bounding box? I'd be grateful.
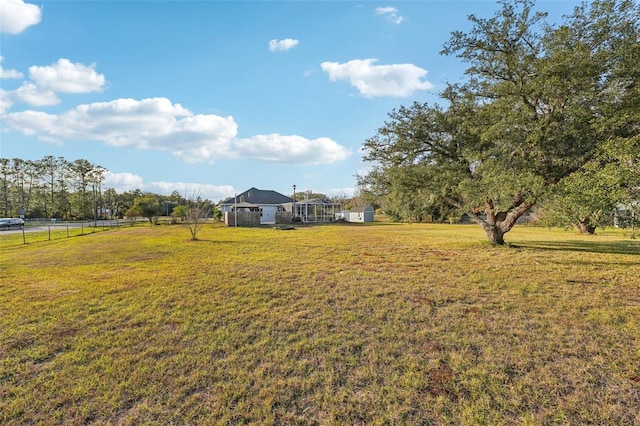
[339,206,375,223]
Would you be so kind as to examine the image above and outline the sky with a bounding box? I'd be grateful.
[0,0,580,202]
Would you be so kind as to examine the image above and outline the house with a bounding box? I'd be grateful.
[337,206,375,223]
[219,188,293,226]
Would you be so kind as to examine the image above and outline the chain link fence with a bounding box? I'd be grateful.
[0,219,137,248]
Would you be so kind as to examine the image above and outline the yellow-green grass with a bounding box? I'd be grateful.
[1,223,639,425]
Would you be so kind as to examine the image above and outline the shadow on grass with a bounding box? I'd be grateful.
[513,240,640,255]
[181,238,237,244]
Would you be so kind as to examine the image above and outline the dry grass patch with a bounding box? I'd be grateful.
[1,223,639,424]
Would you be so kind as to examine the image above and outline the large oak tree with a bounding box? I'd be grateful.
[359,0,639,244]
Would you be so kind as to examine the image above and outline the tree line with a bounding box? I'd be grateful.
[359,0,639,244]
[0,156,219,222]
[0,155,363,224]
[1,156,105,220]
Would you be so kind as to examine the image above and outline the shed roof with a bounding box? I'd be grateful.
[350,206,374,212]
[221,187,293,205]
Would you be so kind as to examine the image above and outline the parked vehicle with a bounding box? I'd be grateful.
[0,218,25,230]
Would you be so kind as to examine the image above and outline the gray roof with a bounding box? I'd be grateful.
[221,187,293,205]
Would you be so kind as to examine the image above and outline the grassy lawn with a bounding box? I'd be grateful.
[1,223,639,424]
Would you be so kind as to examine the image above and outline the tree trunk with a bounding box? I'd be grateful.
[575,217,596,234]
[483,224,506,245]
[468,199,536,245]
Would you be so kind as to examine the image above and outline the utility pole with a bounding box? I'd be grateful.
[292,185,296,222]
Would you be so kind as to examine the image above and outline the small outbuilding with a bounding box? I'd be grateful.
[338,206,375,223]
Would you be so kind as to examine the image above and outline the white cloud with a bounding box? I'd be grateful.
[375,6,397,14]
[103,172,144,191]
[0,67,23,79]
[11,82,60,106]
[1,97,351,165]
[0,89,12,114]
[0,56,24,78]
[29,58,106,93]
[375,6,404,24]
[103,172,235,201]
[268,38,299,52]
[321,58,433,98]
[231,134,350,165]
[2,98,237,160]
[0,58,104,113]
[0,0,42,34]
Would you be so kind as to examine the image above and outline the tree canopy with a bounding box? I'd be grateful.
[359,0,640,244]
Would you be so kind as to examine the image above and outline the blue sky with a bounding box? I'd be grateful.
[0,0,579,202]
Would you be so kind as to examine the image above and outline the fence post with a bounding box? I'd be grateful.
[48,225,51,241]
[22,227,26,245]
